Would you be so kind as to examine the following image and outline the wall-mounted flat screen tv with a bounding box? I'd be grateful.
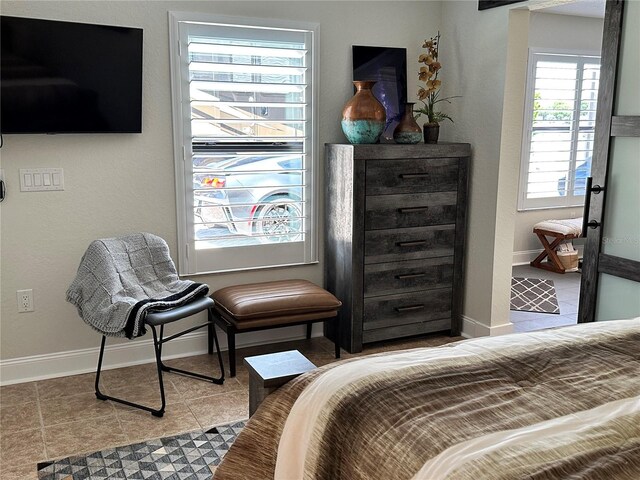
[1,16,143,134]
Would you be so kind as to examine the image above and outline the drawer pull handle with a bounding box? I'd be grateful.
[396,240,427,247]
[395,304,425,313]
[400,173,430,179]
[395,273,426,280]
[398,206,429,214]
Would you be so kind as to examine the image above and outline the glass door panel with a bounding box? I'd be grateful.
[596,273,640,320]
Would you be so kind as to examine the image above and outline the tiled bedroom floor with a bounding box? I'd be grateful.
[511,264,581,333]
[0,333,461,479]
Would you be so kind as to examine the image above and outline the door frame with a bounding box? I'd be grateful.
[579,0,640,322]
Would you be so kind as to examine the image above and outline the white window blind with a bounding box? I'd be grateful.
[169,13,318,274]
[519,51,600,210]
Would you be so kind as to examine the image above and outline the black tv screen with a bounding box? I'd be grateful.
[1,16,143,134]
[353,46,407,142]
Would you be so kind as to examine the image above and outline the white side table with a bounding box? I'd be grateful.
[244,350,316,416]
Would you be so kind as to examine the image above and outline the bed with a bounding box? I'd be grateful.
[214,319,640,479]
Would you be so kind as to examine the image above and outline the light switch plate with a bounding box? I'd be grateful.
[19,168,64,192]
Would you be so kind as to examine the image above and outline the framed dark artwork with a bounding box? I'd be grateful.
[478,0,526,10]
[352,46,407,141]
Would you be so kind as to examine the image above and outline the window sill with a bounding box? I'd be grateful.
[517,203,585,213]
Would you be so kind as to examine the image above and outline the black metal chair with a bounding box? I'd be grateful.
[95,296,224,417]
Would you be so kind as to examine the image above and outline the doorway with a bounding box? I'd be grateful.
[502,2,605,333]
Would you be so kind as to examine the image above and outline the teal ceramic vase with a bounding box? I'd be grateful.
[393,103,422,144]
[341,81,386,144]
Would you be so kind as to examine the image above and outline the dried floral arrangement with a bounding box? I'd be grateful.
[414,32,459,125]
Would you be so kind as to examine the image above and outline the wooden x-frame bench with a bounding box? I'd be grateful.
[530,218,582,274]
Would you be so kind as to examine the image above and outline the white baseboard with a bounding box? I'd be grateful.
[3,314,520,385]
[461,315,513,338]
[512,249,545,266]
[512,245,584,266]
[0,324,317,386]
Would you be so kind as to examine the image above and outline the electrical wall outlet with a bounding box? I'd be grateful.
[17,289,34,313]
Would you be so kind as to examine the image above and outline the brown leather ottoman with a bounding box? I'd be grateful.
[210,279,342,377]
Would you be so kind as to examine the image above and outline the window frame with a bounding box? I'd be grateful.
[518,47,601,211]
[168,12,319,275]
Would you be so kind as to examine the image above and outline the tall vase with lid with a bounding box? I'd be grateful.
[341,81,386,144]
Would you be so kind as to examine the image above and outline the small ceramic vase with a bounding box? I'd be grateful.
[341,81,386,144]
[393,103,422,144]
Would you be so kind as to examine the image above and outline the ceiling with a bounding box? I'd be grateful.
[531,0,605,18]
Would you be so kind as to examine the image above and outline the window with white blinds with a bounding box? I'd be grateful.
[519,51,600,210]
[169,13,318,274]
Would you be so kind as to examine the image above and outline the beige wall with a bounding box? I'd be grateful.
[492,9,529,328]
[512,12,604,254]
[440,0,514,332]
[0,0,440,365]
[529,11,603,51]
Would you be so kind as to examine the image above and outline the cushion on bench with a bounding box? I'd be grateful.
[222,310,339,330]
[533,218,582,236]
[211,279,341,328]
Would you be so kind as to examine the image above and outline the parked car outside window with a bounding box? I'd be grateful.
[557,158,592,197]
[194,154,303,244]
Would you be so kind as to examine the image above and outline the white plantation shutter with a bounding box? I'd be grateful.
[519,52,600,210]
[169,13,318,274]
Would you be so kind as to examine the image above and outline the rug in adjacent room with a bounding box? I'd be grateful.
[510,277,560,314]
[37,420,245,479]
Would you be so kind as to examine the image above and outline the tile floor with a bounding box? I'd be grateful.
[0,333,461,480]
[510,264,581,333]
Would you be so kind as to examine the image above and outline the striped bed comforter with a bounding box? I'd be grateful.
[214,319,640,479]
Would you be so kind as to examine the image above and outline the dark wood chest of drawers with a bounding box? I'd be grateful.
[324,143,470,353]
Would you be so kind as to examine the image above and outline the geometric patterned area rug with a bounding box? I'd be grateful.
[37,420,245,479]
[510,277,560,314]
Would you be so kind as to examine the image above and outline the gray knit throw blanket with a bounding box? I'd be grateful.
[66,233,209,339]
